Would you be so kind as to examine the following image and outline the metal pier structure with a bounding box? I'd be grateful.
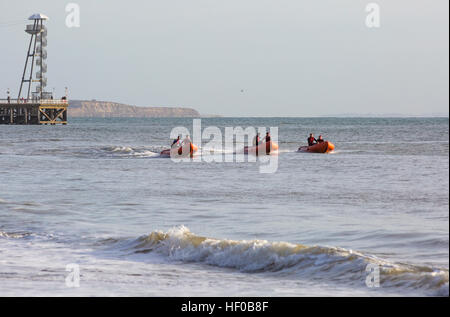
[0,13,68,125]
[0,98,68,125]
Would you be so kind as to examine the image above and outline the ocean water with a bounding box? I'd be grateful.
[0,117,448,296]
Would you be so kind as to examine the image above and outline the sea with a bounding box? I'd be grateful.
[0,117,448,296]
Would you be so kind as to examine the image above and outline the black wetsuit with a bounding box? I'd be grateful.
[308,137,316,146]
[265,135,271,154]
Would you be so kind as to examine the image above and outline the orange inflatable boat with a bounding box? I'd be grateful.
[244,141,279,155]
[298,141,335,154]
[160,143,198,158]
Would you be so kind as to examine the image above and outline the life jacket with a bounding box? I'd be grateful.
[308,137,315,146]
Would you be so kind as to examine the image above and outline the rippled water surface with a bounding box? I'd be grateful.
[0,117,448,296]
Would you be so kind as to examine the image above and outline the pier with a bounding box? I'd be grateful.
[1,13,69,125]
[0,98,68,125]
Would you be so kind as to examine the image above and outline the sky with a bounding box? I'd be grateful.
[0,0,448,116]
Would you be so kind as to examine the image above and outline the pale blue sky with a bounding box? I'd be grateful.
[0,0,448,116]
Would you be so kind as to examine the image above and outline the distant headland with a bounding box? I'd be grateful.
[68,100,200,118]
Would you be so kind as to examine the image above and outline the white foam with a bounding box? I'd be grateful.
[129,226,449,295]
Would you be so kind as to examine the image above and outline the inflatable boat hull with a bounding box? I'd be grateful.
[298,141,335,153]
[160,143,198,158]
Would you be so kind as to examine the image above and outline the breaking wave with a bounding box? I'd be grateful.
[119,226,448,296]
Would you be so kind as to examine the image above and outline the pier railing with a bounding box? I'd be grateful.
[0,98,68,105]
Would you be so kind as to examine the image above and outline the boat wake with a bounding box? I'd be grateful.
[98,146,159,158]
[29,145,161,159]
[0,231,32,239]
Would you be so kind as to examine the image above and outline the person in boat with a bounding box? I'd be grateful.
[263,132,271,154]
[251,133,261,155]
[317,135,325,143]
[171,135,181,148]
[308,133,317,146]
[181,135,191,146]
[252,133,260,146]
[181,135,194,158]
